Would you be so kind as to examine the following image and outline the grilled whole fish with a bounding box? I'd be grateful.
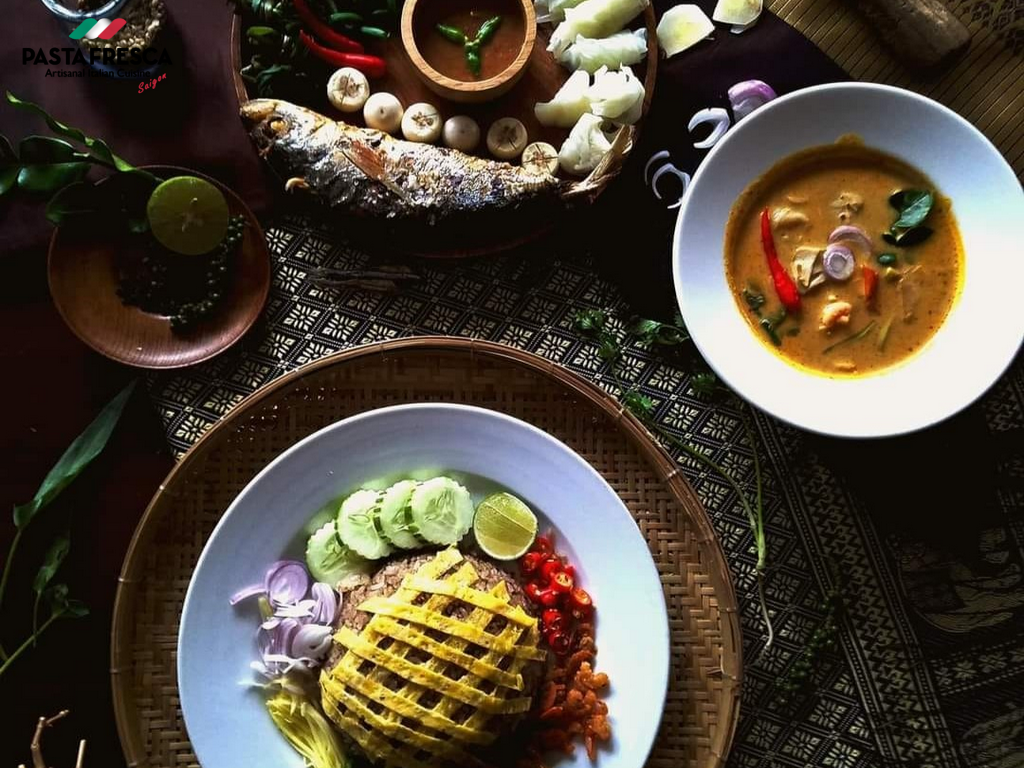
[240,99,631,226]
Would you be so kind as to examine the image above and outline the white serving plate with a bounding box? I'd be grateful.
[674,82,1024,438]
[178,403,669,768]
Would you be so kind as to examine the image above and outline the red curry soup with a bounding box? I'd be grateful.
[724,138,963,377]
[414,0,526,81]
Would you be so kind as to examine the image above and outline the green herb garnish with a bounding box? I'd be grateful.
[822,320,877,354]
[884,189,934,248]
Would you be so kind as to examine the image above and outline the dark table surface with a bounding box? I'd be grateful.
[3,0,1021,766]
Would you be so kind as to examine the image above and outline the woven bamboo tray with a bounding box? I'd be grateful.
[111,337,742,768]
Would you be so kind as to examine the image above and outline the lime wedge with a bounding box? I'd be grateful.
[146,176,230,256]
[473,492,538,560]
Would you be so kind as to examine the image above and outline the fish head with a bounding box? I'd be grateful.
[240,99,326,149]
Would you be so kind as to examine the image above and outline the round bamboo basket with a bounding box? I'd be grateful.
[111,337,741,768]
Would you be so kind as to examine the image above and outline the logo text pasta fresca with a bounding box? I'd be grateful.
[68,17,127,41]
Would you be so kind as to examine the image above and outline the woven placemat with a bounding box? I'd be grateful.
[769,0,1024,176]
[112,339,742,768]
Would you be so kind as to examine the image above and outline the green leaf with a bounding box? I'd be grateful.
[64,599,89,618]
[6,91,135,171]
[573,309,607,334]
[0,135,17,196]
[597,338,619,361]
[19,136,80,163]
[17,162,89,193]
[882,231,898,246]
[622,391,655,420]
[691,371,717,396]
[45,582,69,613]
[33,534,70,597]
[892,191,933,229]
[45,181,95,224]
[12,380,136,529]
[742,287,766,314]
[895,226,933,247]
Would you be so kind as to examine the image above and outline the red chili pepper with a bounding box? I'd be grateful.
[569,587,592,613]
[760,208,801,313]
[550,571,574,593]
[541,609,565,632]
[299,31,386,78]
[534,534,553,553]
[546,631,570,655]
[863,265,879,309]
[538,588,562,608]
[293,0,364,53]
[525,582,545,604]
[520,551,543,575]
[539,558,562,583]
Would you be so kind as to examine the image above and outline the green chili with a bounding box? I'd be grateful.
[436,23,467,44]
[329,11,363,25]
[466,44,481,75]
[475,15,502,44]
[360,25,390,39]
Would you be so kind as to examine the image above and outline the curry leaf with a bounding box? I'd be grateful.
[44,582,69,614]
[6,91,135,171]
[12,380,136,529]
[692,371,717,396]
[63,599,89,618]
[895,226,933,247]
[892,190,933,229]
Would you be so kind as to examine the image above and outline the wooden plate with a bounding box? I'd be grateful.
[111,338,741,768]
[48,166,270,369]
[230,8,658,257]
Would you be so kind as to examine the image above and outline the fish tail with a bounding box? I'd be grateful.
[563,125,635,200]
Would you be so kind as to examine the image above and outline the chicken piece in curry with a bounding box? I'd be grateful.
[724,138,962,377]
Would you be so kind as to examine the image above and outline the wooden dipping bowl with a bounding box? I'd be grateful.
[401,0,537,104]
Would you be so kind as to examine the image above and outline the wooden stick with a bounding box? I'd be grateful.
[75,740,87,768]
[28,710,71,768]
[851,0,971,69]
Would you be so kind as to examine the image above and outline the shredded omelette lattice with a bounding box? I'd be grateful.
[320,548,545,768]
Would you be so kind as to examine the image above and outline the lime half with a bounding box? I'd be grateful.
[473,492,538,560]
[147,176,230,256]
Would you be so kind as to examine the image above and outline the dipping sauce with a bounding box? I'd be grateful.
[724,138,962,377]
[414,0,526,81]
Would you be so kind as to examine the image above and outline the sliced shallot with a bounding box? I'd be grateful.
[828,224,873,254]
[688,107,730,149]
[651,163,691,209]
[728,79,777,120]
[229,583,264,606]
[264,561,310,606]
[644,150,671,183]
[823,244,856,281]
[309,582,339,625]
[291,624,334,660]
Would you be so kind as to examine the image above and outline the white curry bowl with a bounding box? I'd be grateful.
[178,403,670,768]
[673,82,1024,438]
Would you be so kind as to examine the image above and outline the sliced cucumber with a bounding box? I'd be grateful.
[378,480,424,550]
[305,520,373,586]
[408,477,475,545]
[337,489,393,560]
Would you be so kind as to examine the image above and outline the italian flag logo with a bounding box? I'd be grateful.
[68,17,127,41]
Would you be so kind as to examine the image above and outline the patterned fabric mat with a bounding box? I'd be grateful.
[151,215,1024,768]
[768,0,1024,177]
